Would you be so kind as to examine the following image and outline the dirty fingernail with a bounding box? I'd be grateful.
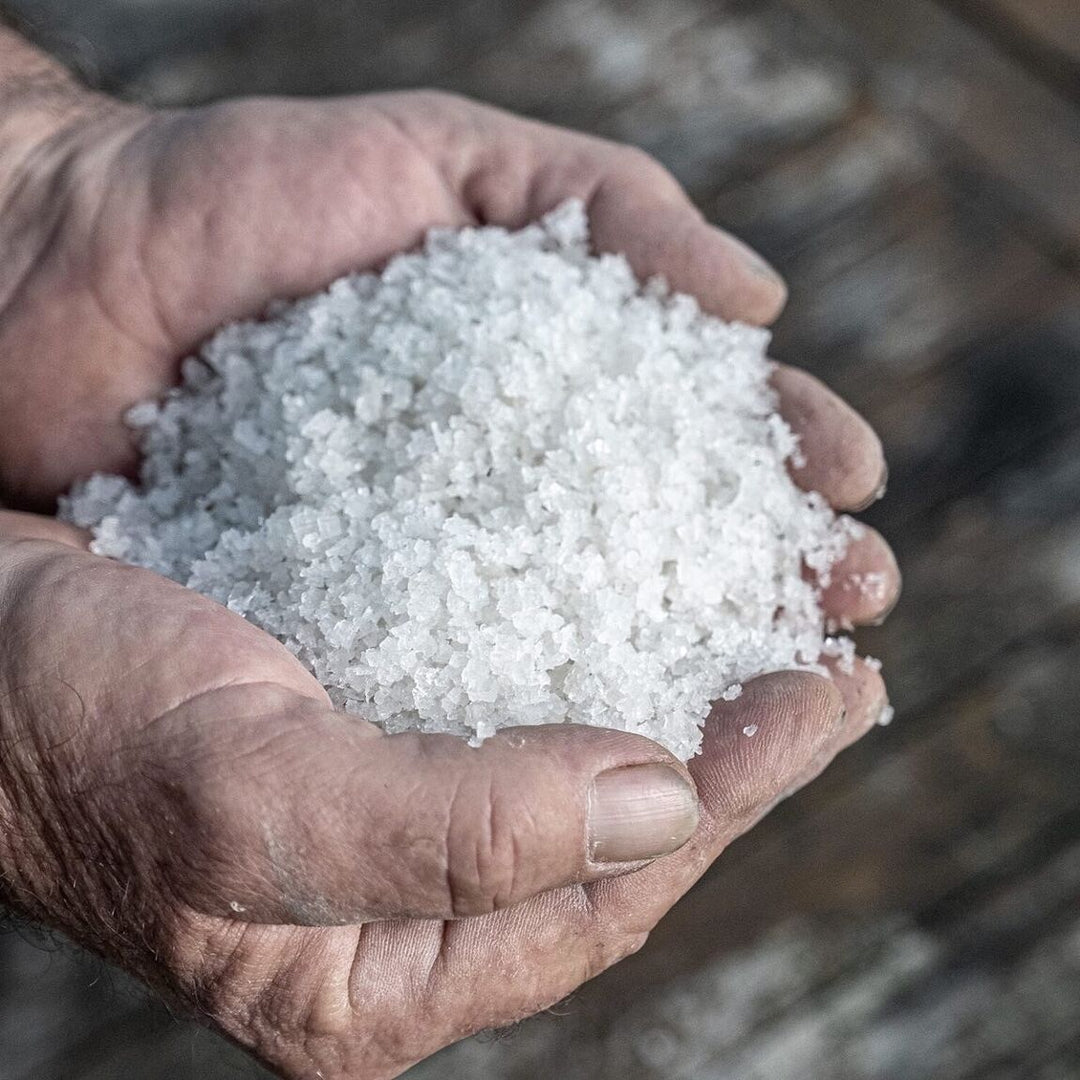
[726,233,785,286]
[588,764,699,864]
[748,252,784,285]
[875,461,889,501]
[853,461,889,513]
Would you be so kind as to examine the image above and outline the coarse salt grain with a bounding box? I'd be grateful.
[62,201,860,760]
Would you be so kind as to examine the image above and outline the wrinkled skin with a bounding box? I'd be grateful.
[0,91,898,1079]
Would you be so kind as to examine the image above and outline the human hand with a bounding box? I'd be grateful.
[0,504,892,1079]
[0,86,899,1079]
[0,89,885,510]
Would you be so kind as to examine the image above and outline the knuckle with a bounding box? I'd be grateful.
[142,700,319,912]
[403,87,466,111]
[442,777,527,917]
[617,144,674,184]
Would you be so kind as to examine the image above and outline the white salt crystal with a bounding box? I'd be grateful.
[742,724,759,738]
[847,570,889,603]
[61,200,861,761]
[124,401,160,428]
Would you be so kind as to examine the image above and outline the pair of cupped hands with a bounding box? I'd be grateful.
[0,87,898,1079]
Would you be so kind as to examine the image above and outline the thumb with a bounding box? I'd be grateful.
[149,685,699,924]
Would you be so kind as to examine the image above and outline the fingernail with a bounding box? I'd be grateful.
[748,252,785,286]
[852,461,889,513]
[726,233,785,286]
[588,764,699,864]
[745,249,785,286]
[876,461,889,501]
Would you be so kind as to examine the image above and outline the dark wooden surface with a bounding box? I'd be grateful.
[3,1,1080,1077]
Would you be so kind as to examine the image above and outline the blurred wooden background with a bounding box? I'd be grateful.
[2,1,1079,1077]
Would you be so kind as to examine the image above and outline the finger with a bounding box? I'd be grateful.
[585,164,788,326]
[772,364,887,511]
[180,671,855,1080]
[687,670,843,841]
[345,671,846,1065]
[575,669,863,936]
[489,672,844,946]
[156,688,700,925]
[824,654,891,752]
[445,100,788,326]
[818,524,901,628]
[0,509,91,549]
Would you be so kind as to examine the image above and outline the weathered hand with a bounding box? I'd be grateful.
[0,90,883,509]
[0,506,890,1079]
[0,88,898,1079]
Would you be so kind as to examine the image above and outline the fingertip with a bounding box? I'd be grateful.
[824,656,890,750]
[717,229,789,325]
[820,525,902,628]
[752,274,789,326]
[670,220,789,326]
[491,724,701,866]
[588,761,699,865]
[773,365,887,511]
[690,670,844,826]
[848,454,889,513]
[585,171,788,327]
[413,723,699,909]
[714,669,844,739]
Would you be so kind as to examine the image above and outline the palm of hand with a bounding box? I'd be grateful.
[0,91,896,1079]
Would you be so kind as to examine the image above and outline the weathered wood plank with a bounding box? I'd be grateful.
[990,0,1080,64]
[768,180,1069,402]
[410,833,1080,1078]
[706,112,933,255]
[781,0,1080,253]
[945,0,1080,103]
[121,0,861,194]
[862,313,1080,537]
[705,112,1080,426]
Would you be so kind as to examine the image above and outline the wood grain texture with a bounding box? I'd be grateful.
[1,0,1079,1078]
[944,0,1080,102]
[991,0,1080,62]
[785,0,1080,253]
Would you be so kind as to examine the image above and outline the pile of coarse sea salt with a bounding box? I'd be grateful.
[63,201,860,761]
